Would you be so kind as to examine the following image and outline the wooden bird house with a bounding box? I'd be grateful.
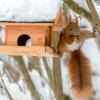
[0,9,64,56]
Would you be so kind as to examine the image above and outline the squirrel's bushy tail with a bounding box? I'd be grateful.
[67,49,93,99]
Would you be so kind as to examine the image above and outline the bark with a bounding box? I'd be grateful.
[63,0,100,34]
[28,57,42,75]
[86,0,100,51]
[42,57,55,92]
[86,0,100,31]
[53,57,64,100]
[14,56,40,100]
[0,72,13,100]
[63,0,92,21]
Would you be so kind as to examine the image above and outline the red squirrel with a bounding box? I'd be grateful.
[57,17,96,100]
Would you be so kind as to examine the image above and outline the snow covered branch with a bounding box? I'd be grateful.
[86,0,100,31]
[0,72,13,100]
[63,0,100,35]
[14,56,40,100]
[63,0,92,21]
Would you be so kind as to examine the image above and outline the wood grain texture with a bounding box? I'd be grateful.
[5,25,48,46]
[0,22,53,26]
[0,46,58,57]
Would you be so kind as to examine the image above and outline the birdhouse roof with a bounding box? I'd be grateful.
[0,0,62,22]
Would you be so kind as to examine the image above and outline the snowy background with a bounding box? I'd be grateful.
[0,0,62,22]
[0,0,100,100]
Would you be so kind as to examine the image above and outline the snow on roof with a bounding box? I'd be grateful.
[0,0,62,22]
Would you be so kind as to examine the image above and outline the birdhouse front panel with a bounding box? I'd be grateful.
[5,25,50,46]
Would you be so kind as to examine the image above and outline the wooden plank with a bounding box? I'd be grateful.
[46,26,52,46]
[51,31,61,52]
[6,25,48,30]
[53,27,63,31]
[53,9,65,31]
[54,8,61,26]
[0,22,53,26]
[0,46,58,57]
[5,25,47,46]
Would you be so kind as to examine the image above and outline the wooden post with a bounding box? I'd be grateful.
[51,31,61,52]
[53,57,64,100]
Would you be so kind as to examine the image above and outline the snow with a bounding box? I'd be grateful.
[62,38,100,99]
[2,76,32,100]
[75,0,100,19]
[0,34,100,100]
[74,0,90,11]
[30,70,55,100]
[0,0,62,22]
[0,0,100,100]
[82,39,100,74]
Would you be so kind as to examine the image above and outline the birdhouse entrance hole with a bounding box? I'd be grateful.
[17,34,31,46]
